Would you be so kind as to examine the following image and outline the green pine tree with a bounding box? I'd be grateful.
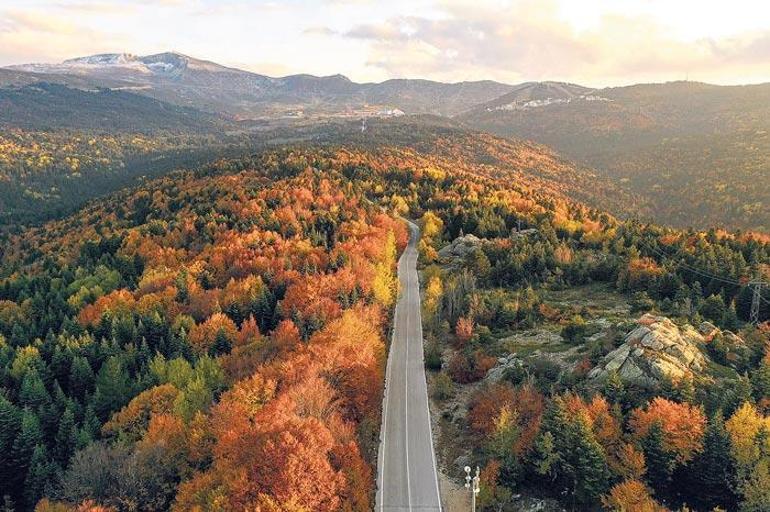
[566,415,611,506]
[541,397,610,506]
[18,370,50,410]
[24,444,54,509]
[54,406,78,467]
[603,370,626,405]
[0,396,22,499]
[751,361,770,402]
[68,356,95,397]
[641,422,675,495]
[11,409,44,500]
[684,412,738,510]
[209,328,232,357]
[721,301,739,331]
[92,356,131,421]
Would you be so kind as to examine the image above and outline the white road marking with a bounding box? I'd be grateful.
[404,251,412,510]
[415,251,443,510]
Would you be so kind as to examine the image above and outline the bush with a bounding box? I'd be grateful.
[503,364,528,386]
[448,350,496,384]
[561,315,587,344]
[527,357,562,392]
[424,338,443,371]
[630,291,655,313]
[473,325,496,346]
[432,372,453,400]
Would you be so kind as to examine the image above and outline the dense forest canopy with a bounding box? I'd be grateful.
[0,136,768,510]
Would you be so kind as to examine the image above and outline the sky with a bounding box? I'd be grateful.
[2,0,770,86]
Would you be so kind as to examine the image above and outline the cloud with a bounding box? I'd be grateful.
[303,26,338,36]
[1,0,769,85]
[335,0,770,85]
[2,10,83,34]
[0,5,137,65]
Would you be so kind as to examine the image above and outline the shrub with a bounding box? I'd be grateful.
[424,338,443,371]
[561,315,587,344]
[431,372,453,401]
[448,350,496,384]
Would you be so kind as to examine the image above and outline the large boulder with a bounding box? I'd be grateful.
[438,234,482,260]
[437,234,483,269]
[486,353,523,383]
[589,314,710,387]
[437,230,536,270]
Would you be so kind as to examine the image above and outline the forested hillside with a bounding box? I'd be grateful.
[0,118,637,230]
[315,117,641,218]
[0,81,241,227]
[461,81,770,232]
[0,83,223,132]
[0,128,247,227]
[0,138,767,511]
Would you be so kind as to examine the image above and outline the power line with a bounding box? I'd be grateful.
[639,238,743,286]
[750,280,765,325]
[638,236,768,323]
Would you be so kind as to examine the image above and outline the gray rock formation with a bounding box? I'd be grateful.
[486,353,523,383]
[589,314,711,387]
[437,234,483,267]
[437,230,536,270]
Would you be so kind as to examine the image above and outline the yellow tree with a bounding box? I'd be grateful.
[421,211,443,241]
[601,479,668,512]
[725,402,770,474]
[419,211,443,264]
[372,231,398,307]
[423,275,443,321]
[390,195,409,215]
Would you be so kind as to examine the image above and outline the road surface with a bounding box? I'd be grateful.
[376,220,443,511]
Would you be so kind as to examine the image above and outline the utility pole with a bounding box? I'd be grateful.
[464,466,480,512]
[750,279,764,325]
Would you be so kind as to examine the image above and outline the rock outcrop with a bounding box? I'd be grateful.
[438,234,482,258]
[589,314,710,387]
[437,234,483,269]
[486,353,523,383]
[437,230,537,270]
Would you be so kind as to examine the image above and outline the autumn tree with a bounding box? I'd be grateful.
[630,397,706,465]
[601,479,667,512]
[372,230,398,307]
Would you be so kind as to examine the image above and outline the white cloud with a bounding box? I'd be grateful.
[337,0,770,85]
[0,0,769,85]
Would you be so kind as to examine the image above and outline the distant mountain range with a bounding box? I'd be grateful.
[3,52,514,118]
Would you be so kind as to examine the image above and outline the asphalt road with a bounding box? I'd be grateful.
[376,220,443,512]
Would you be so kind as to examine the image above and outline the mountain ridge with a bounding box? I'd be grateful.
[3,51,516,117]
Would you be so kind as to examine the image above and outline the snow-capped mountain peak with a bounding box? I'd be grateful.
[62,53,139,66]
[6,52,200,76]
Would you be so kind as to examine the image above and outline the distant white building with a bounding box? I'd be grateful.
[375,108,405,117]
[489,94,612,112]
